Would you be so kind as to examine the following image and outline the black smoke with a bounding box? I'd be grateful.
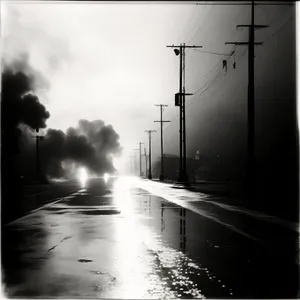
[1,56,52,223]
[2,56,123,183]
[1,57,50,186]
[1,58,50,155]
[37,120,123,179]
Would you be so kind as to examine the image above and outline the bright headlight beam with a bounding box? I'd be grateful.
[78,167,88,187]
[104,173,110,183]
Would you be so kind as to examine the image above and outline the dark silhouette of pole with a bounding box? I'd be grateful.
[133,148,139,176]
[167,44,202,184]
[130,155,134,175]
[182,43,188,182]
[179,45,183,181]
[179,208,186,251]
[139,142,144,177]
[154,104,170,181]
[36,135,40,179]
[35,128,45,181]
[145,130,156,180]
[225,1,268,200]
[144,147,148,178]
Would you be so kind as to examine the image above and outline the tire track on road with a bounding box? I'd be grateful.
[4,188,82,227]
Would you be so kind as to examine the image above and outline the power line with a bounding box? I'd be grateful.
[177,2,199,43]
[192,49,233,56]
[184,8,291,116]
[165,2,293,6]
[164,5,293,135]
[188,5,215,44]
[162,68,221,133]
[186,47,248,111]
[162,5,294,161]
[188,57,222,90]
[263,13,295,43]
[162,23,249,134]
[193,64,223,94]
[190,46,237,96]
[162,55,231,132]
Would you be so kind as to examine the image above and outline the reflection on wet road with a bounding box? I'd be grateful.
[2,176,299,298]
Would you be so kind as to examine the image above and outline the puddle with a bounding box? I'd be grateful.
[78,259,93,263]
[79,209,121,215]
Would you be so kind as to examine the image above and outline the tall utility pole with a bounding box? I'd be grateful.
[145,130,156,180]
[139,142,144,177]
[167,43,201,184]
[225,1,268,201]
[154,104,170,181]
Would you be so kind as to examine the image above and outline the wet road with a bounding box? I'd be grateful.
[2,176,299,298]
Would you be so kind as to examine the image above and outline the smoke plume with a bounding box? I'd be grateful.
[2,55,123,181]
[1,56,50,158]
[39,120,123,178]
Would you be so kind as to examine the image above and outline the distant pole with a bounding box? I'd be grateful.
[34,128,45,181]
[138,142,144,177]
[133,148,139,176]
[130,155,134,175]
[145,130,156,180]
[154,104,170,181]
[144,147,148,178]
[36,135,40,179]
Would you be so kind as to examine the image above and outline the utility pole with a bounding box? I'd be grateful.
[145,130,156,180]
[167,43,201,184]
[133,148,139,176]
[34,128,45,181]
[225,0,268,201]
[139,142,144,177]
[144,147,148,178]
[154,104,170,181]
[36,134,40,179]
[129,155,135,175]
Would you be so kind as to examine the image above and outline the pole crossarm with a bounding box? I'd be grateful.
[237,25,269,29]
[175,93,193,96]
[167,45,203,49]
[225,42,263,45]
[144,130,156,133]
[226,23,268,46]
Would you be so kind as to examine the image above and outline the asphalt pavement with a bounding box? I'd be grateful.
[2,176,299,298]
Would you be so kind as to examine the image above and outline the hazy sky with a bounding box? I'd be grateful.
[1,1,295,171]
[2,2,193,151]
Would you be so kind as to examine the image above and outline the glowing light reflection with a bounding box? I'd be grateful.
[77,167,88,187]
[104,173,110,183]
